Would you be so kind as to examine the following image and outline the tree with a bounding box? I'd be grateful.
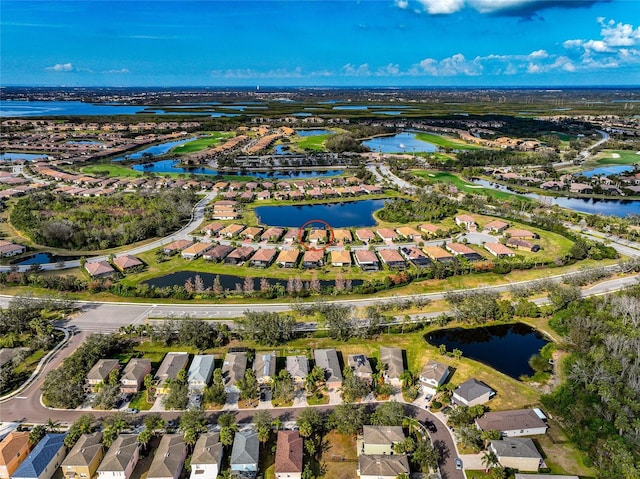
[144,374,155,402]
[296,408,323,439]
[412,439,440,473]
[163,376,189,411]
[340,366,370,403]
[399,370,416,389]
[179,408,208,449]
[218,413,239,447]
[203,368,226,405]
[370,401,405,427]
[237,368,259,402]
[238,311,297,346]
[138,428,152,452]
[328,403,368,436]
[324,305,355,340]
[393,437,416,454]
[102,414,130,447]
[45,418,61,433]
[455,425,483,452]
[29,425,46,445]
[253,410,273,446]
[481,450,499,472]
[305,366,326,395]
[144,413,165,433]
[272,370,295,405]
[64,414,94,448]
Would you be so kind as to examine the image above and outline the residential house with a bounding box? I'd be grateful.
[455,215,477,229]
[540,180,564,191]
[85,261,115,278]
[241,227,263,241]
[308,229,327,245]
[154,352,189,396]
[361,426,405,455]
[354,249,380,272]
[333,229,353,244]
[347,354,373,380]
[253,351,277,384]
[357,455,410,479]
[422,245,455,263]
[12,434,66,479]
[248,248,277,268]
[314,349,343,389]
[181,242,213,260]
[97,435,140,479]
[146,435,187,479]
[211,200,239,220]
[330,250,352,267]
[490,438,542,471]
[225,246,255,265]
[274,431,303,479]
[0,240,26,257]
[203,244,235,262]
[286,356,309,384]
[569,183,593,194]
[276,249,299,268]
[378,249,406,270]
[445,243,484,261]
[256,190,271,201]
[120,359,152,394]
[355,229,376,244]
[0,431,31,479]
[506,229,539,240]
[419,360,451,394]
[379,347,404,385]
[418,223,443,237]
[484,220,510,233]
[222,352,247,393]
[400,247,431,268]
[453,378,496,407]
[262,227,285,243]
[85,359,119,393]
[302,250,324,269]
[202,222,224,236]
[219,224,246,238]
[187,355,216,392]
[506,238,540,252]
[376,228,398,243]
[230,430,260,477]
[282,229,299,244]
[395,226,421,242]
[189,433,223,479]
[162,239,194,255]
[61,432,103,479]
[484,242,516,258]
[113,255,143,273]
[476,409,548,437]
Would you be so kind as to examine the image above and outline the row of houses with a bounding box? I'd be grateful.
[84,255,144,278]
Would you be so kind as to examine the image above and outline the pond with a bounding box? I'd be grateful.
[425,323,549,379]
[12,252,82,265]
[0,100,148,117]
[580,165,633,177]
[131,159,343,179]
[113,137,199,161]
[0,152,48,161]
[143,271,363,291]
[362,132,438,153]
[254,199,385,227]
[297,129,332,137]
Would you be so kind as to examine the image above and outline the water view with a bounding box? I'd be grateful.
[143,271,363,290]
[0,152,48,161]
[113,137,199,161]
[425,323,549,379]
[0,100,148,117]
[132,159,343,178]
[297,129,332,137]
[580,165,633,177]
[12,252,82,265]
[363,132,438,153]
[255,199,385,227]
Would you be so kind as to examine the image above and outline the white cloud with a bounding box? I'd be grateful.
[410,53,482,76]
[402,0,606,16]
[416,0,465,15]
[394,0,409,9]
[46,62,74,72]
[342,63,372,76]
[528,49,548,59]
[599,18,640,47]
[103,68,129,74]
[376,63,401,76]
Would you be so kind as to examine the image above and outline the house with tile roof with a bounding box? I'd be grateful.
[275,249,299,268]
[203,244,235,262]
[248,248,277,268]
[275,431,303,479]
[113,255,143,272]
[12,434,66,479]
[378,249,406,269]
[84,261,115,278]
[181,242,213,260]
[189,433,223,479]
[0,431,31,479]
[354,249,380,271]
[61,432,103,479]
[96,434,139,479]
[147,435,187,479]
[358,454,410,479]
[330,250,352,267]
[162,239,194,255]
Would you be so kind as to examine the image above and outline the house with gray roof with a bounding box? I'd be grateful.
[253,351,276,384]
[187,355,215,392]
[476,409,548,437]
[120,358,152,394]
[155,352,189,395]
[61,432,103,479]
[490,438,543,471]
[85,359,120,392]
[97,434,140,479]
[222,351,247,393]
[12,434,66,479]
[313,349,343,389]
[379,347,404,384]
[189,433,223,479]
[419,360,451,394]
[147,435,187,479]
[361,426,405,455]
[347,354,373,380]
[230,430,260,477]
[453,378,496,407]
[358,454,409,479]
[286,356,309,383]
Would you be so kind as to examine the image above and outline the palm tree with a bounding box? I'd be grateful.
[399,370,415,389]
[138,428,152,452]
[45,418,61,433]
[481,450,499,472]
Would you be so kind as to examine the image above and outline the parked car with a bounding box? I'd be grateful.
[426,422,437,433]
[455,458,463,470]
[126,408,139,414]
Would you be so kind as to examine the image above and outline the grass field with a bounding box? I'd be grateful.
[82,164,144,177]
[413,170,533,202]
[594,149,640,165]
[414,132,480,150]
[295,133,330,151]
[171,132,233,154]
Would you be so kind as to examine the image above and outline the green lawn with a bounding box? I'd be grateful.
[82,164,144,178]
[414,132,480,150]
[295,134,330,151]
[171,132,233,154]
[128,391,154,411]
[413,170,533,202]
[594,149,640,165]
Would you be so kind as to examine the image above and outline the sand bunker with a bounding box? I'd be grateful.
[612,153,621,158]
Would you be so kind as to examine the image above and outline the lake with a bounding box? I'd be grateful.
[580,165,633,177]
[143,271,363,291]
[12,252,82,265]
[113,137,199,161]
[0,100,148,117]
[254,199,385,227]
[0,152,48,161]
[425,323,549,379]
[297,130,331,137]
[363,132,438,153]
[131,159,343,178]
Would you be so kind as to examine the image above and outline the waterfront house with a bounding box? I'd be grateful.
[378,249,406,269]
[354,249,380,271]
[276,249,299,268]
[330,250,352,267]
[302,250,324,269]
[181,242,213,260]
[419,360,451,394]
[248,248,277,268]
[453,378,496,407]
[85,261,115,278]
[113,255,143,272]
[225,246,255,265]
[203,244,235,262]
[484,242,516,258]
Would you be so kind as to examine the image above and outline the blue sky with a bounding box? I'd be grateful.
[1,0,639,86]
